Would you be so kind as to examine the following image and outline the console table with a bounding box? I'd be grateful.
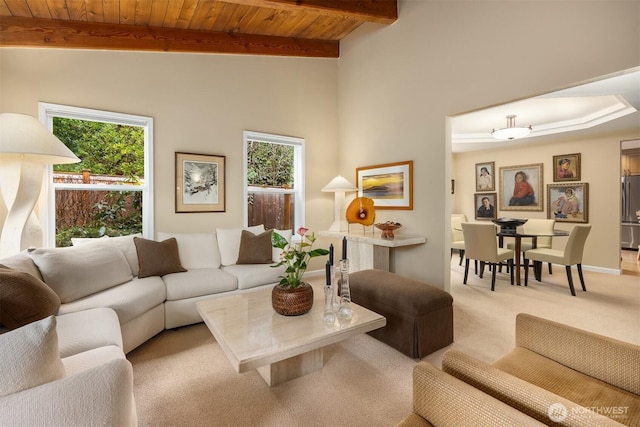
[319,230,426,273]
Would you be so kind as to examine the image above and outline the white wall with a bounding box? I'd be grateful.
[338,0,640,288]
[0,50,339,247]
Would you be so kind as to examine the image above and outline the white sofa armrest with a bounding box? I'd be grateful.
[0,358,137,427]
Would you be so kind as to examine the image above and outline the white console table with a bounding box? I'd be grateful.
[318,230,426,273]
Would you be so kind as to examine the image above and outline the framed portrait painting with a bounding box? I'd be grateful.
[474,192,497,220]
[553,153,581,182]
[356,160,413,210]
[547,183,588,223]
[475,161,495,191]
[175,152,226,213]
[499,163,544,211]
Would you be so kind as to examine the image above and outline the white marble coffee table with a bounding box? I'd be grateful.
[196,282,386,386]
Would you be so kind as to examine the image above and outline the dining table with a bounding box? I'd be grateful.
[498,229,570,285]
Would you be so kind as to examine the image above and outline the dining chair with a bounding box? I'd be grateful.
[450,214,466,266]
[461,222,514,291]
[507,218,555,275]
[523,225,592,296]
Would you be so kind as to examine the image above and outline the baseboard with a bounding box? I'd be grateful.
[580,264,621,276]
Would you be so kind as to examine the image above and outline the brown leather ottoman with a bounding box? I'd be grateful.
[348,269,453,358]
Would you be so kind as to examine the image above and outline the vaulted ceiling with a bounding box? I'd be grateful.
[0,0,397,58]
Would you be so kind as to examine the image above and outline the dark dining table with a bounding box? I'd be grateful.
[498,230,570,285]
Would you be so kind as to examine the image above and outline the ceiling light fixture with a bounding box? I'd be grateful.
[491,115,532,140]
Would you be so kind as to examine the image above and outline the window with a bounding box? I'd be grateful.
[39,103,153,247]
[243,131,304,231]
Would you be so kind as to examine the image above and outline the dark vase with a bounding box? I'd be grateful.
[272,282,314,316]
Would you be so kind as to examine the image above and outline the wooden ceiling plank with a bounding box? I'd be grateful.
[211,2,239,32]
[24,0,52,19]
[175,0,199,30]
[0,15,339,57]
[189,0,221,31]
[65,0,88,21]
[235,7,276,36]
[102,0,119,23]
[3,0,31,17]
[44,0,69,20]
[134,0,153,25]
[148,0,169,27]
[85,0,104,22]
[220,0,397,24]
[119,0,135,24]
[162,0,182,27]
[0,1,11,18]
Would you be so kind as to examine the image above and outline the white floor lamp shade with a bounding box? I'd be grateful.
[0,113,80,257]
[321,175,357,232]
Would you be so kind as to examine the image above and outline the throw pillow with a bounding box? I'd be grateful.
[70,234,141,277]
[0,316,65,397]
[216,224,265,266]
[156,232,221,269]
[29,244,133,304]
[134,237,187,278]
[0,264,61,330]
[237,230,274,264]
[272,229,293,262]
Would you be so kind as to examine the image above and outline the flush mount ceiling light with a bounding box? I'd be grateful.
[491,115,532,140]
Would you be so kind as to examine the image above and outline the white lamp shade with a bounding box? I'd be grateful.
[321,175,357,192]
[0,113,80,164]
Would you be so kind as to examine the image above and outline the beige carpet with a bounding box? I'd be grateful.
[128,255,640,426]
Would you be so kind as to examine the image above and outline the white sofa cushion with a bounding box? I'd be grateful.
[62,345,125,377]
[29,244,133,303]
[57,276,166,325]
[71,234,141,276]
[272,229,293,262]
[222,264,285,290]
[56,308,123,358]
[157,232,221,269]
[162,268,237,300]
[216,224,265,266]
[0,316,65,397]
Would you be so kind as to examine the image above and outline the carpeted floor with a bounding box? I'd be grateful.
[128,254,640,426]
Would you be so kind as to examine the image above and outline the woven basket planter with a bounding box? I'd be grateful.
[272,282,314,316]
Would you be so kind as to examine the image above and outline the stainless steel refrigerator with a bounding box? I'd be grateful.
[621,175,640,249]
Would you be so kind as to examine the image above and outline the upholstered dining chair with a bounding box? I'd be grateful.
[451,214,466,266]
[523,225,592,296]
[461,222,514,291]
[507,218,555,274]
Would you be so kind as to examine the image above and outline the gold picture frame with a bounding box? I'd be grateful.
[356,160,413,210]
[175,152,225,213]
[475,161,495,191]
[553,153,581,182]
[547,183,589,223]
[499,163,544,211]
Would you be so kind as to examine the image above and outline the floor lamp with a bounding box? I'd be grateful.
[0,113,80,257]
[321,175,357,232]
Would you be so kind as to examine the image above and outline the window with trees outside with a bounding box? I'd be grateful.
[39,103,153,247]
[243,131,304,231]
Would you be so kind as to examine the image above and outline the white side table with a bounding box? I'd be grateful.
[319,230,426,272]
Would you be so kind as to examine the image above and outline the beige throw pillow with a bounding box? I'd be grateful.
[0,264,61,330]
[134,237,187,278]
[216,225,265,266]
[237,230,274,264]
[156,232,221,269]
[29,244,133,303]
[0,316,65,397]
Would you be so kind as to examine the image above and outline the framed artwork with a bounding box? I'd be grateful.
[553,153,581,182]
[547,183,589,223]
[175,152,225,213]
[499,163,544,211]
[474,192,497,220]
[356,160,413,210]
[475,161,495,191]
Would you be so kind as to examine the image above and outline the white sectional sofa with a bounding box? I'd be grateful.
[0,225,292,426]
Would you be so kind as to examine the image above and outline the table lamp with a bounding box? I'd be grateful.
[0,113,80,257]
[321,175,357,232]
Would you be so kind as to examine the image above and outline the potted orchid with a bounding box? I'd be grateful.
[271,227,329,315]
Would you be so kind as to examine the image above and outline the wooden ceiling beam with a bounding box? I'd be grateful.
[0,16,339,57]
[220,0,398,24]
